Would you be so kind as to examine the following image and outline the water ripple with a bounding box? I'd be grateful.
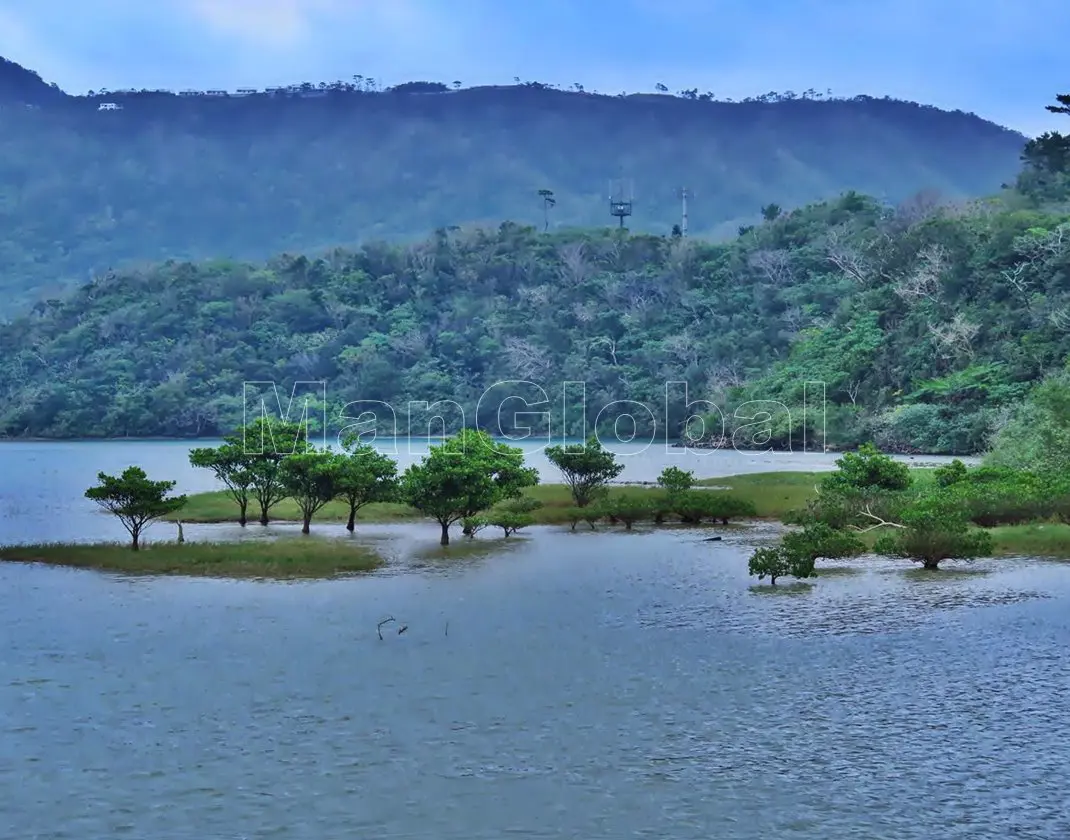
[3,524,1070,838]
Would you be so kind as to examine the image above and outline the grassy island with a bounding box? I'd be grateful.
[168,469,1070,558]
[170,472,870,527]
[18,435,1070,586]
[0,539,384,579]
[85,464,1070,563]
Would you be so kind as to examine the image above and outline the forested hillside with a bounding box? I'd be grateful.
[3,133,1069,452]
[0,57,1027,313]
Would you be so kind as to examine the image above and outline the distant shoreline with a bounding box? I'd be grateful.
[0,436,981,458]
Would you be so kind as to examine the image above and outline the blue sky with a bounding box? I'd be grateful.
[0,0,1065,136]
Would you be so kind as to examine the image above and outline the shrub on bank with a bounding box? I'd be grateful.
[938,466,1070,527]
[748,522,865,585]
[671,491,757,525]
[874,497,994,570]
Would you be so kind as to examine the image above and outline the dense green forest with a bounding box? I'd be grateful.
[0,56,1026,313]
[2,88,1068,452]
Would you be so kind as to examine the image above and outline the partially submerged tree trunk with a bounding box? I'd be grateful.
[921,558,941,570]
[346,507,356,532]
[440,522,450,546]
[238,502,248,527]
[302,515,312,535]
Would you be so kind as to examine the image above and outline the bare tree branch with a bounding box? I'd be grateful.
[893,243,948,302]
[518,285,553,309]
[1000,262,1031,295]
[928,313,980,360]
[557,241,593,285]
[748,248,794,286]
[849,506,906,533]
[662,331,701,369]
[825,227,875,284]
[503,337,552,379]
[705,361,744,396]
[406,243,436,280]
[590,336,621,366]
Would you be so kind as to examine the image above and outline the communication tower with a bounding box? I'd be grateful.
[609,178,634,228]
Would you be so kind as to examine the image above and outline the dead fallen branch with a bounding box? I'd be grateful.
[849,506,907,533]
[377,616,395,640]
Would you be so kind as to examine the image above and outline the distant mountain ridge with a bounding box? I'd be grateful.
[0,56,62,105]
[0,56,1028,314]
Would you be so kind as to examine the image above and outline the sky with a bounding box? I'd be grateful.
[0,0,1065,136]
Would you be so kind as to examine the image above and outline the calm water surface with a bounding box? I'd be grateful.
[2,442,1065,840]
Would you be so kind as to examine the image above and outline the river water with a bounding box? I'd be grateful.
[2,441,1068,839]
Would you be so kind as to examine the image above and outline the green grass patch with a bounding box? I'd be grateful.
[989,524,1070,558]
[697,467,941,520]
[174,484,683,526]
[172,468,948,528]
[0,539,384,579]
[170,493,419,524]
[696,472,824,518]
[522,484,664,524]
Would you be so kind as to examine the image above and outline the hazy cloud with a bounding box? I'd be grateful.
[186,0,338,46]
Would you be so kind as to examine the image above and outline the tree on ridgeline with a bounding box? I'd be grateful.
[538,188,556,231]
[85,467,187,550]
[1016,93,1070,201]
